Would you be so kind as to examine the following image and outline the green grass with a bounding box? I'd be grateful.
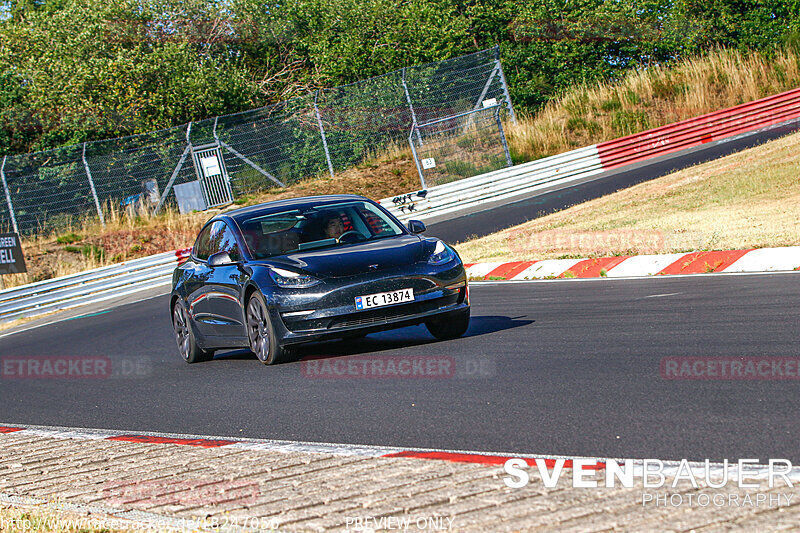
[56,233,82,244]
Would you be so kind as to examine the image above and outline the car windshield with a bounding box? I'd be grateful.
[237,201,405,259]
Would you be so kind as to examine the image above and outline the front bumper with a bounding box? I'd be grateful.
[265,265,468,345]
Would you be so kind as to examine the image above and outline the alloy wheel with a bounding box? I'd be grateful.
[173,305,191,361]
[247,297,270,362]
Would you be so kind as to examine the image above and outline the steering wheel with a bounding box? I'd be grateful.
[337,231,366,244]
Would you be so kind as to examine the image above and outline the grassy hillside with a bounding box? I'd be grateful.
[458,130,800,263]
[505,47,800,162]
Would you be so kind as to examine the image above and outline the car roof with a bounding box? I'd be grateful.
[219,195,372,224]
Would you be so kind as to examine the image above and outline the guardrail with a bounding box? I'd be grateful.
[0,249,191,325]
[597,87,800,169]
[380,86,800,222]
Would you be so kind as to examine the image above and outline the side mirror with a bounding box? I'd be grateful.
[208,251,234,267]
[408,220,426,234]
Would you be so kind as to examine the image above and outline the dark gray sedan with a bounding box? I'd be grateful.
[170,195,470,364]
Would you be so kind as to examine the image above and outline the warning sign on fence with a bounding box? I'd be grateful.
[0,233,27,275]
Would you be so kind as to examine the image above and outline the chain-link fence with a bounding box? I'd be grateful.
[410,104,513,188]
[0,46,515,235]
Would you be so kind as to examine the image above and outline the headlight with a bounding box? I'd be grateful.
[269,267,320,288]
[428,240,455,265]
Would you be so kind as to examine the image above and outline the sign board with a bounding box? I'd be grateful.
[482,98,498,108]
[421,158,436,170]
[200,155,222,177]
[174,181,208,215]
[0,233,26,275]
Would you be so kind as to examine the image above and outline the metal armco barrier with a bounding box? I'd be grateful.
[381,86,800,222]
[380,145,604,222]
[597,87,800,169]
[0,249,190,324]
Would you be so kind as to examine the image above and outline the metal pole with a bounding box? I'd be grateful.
[219,141,285,188]
[154,145,191,215]
[155,122,194,215]
[402,68,423,146]
[0,156,18,234]
[408,127,427,190]
[495,107,513,168]
[494,46,517,124]
[212,116,219,142]
[82,143,105,226]
[473,64,500,112]
[314,91,335,178]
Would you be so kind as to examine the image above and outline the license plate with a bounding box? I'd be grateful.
[355,288,414,310]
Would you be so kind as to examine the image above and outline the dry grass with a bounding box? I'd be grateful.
[457,130,800,263]
[506,47,800,161]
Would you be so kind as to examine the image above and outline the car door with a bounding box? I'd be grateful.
[190,221,248,340]
[184,222,216,337]
[204,221,249,340]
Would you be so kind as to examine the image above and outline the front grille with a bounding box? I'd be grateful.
[283,292,460,332]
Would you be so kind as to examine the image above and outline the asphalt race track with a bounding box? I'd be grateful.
[1,272,798,462]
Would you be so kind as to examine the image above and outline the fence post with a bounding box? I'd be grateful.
[495,107,513,167]
[314,91,335,178]
[0,156,18,234]
[154,122,193,215]
[82,143,105,226]
[408,126,427,190]
[494,46,517,124]
[402,68,424,146]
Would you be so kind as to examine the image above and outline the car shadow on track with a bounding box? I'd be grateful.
[214,314,533,363]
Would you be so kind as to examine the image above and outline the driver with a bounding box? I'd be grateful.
[323,212,346,240]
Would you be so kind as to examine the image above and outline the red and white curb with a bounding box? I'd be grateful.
[3,422,800,482]
[466,246,800,280]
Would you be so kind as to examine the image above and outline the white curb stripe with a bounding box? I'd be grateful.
[514,259,583,279]
[465,262,505,278]
[604,253,686,277]
[724,247,800,273]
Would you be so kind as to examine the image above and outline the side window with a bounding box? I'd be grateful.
[193,223,216,261]
[195,221,241,262]
[216,222,241,262]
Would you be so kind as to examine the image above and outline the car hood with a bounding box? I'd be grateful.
[258,235,428,278]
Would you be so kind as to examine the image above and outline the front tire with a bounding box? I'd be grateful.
[172,300,214,363]
[425,309,470,341]
[246,292,292,365]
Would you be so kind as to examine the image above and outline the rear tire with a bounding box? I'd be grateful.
[246,292,292,365]
[425,309,470,341]
[172,300,214,363]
